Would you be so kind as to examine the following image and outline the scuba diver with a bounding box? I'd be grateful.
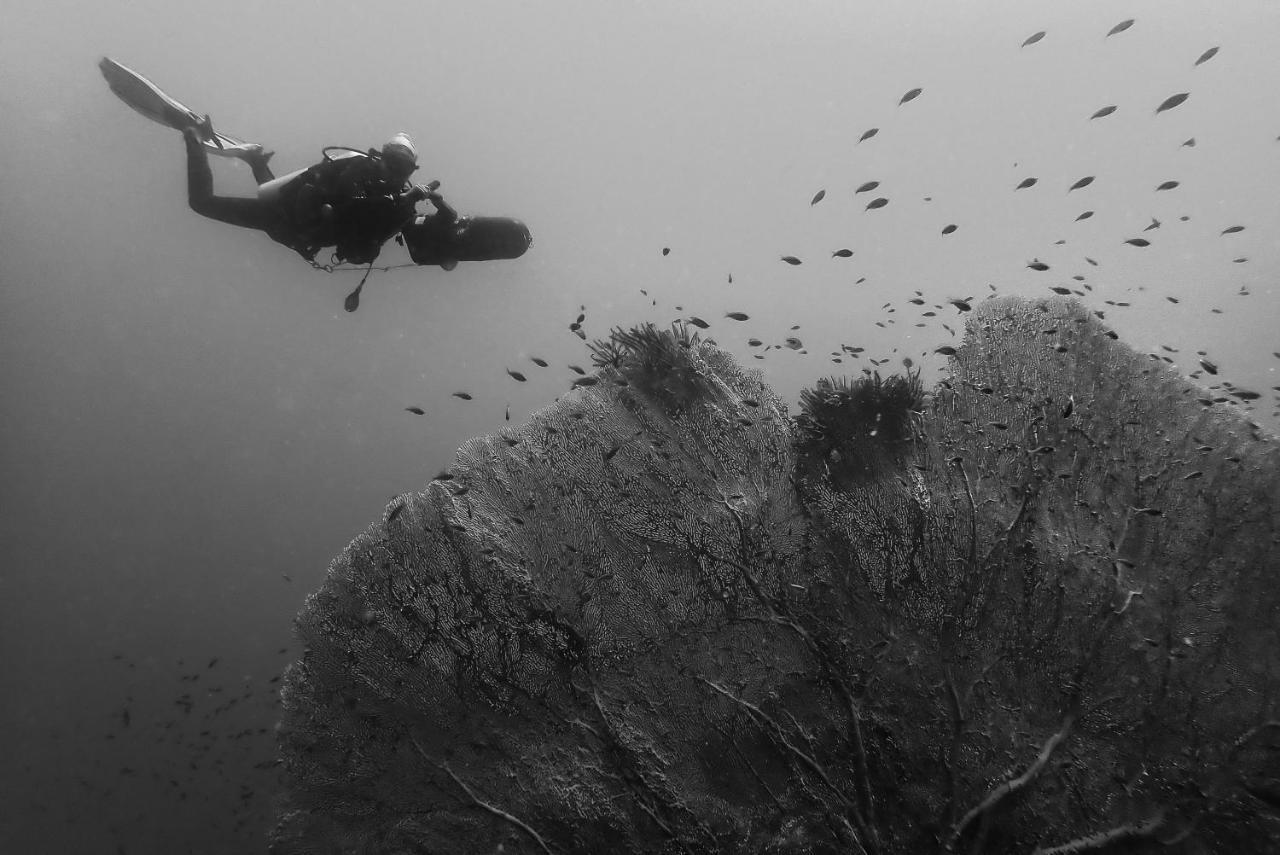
[182,116,457,268]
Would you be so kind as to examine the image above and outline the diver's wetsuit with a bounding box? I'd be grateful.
[184,129,419,264]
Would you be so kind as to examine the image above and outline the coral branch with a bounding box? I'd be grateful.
[1030,811,1165,854]
[409,735,556,855]
[949,713,1075,849]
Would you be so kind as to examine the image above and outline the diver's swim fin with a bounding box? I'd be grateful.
[99,56,262,159]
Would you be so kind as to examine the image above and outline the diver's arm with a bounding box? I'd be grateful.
[424,190,458,223]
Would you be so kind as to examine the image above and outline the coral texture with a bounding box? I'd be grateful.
[271,299,1278,854]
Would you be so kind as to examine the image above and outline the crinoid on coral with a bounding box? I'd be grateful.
[795,370,925,487]
[587,320,713,410]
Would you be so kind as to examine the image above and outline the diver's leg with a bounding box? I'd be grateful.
[241,148,276,185]
[183,127,278,232]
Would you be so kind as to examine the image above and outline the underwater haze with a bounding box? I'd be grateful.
[1,1,1278,852]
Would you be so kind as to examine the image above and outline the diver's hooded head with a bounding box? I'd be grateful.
[381,132,419,180]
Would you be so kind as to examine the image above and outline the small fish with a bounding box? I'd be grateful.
[1166,296,1179,304]
[1199,359,1218,374]
[781,255,803,265]
[1068,176,1095,192]
[811,189,826,205]
[661,247,670,256]
[858,128,879,143]
[568,364,585,375]
[1233,257,1249,264]
[1124,238,1150,247]
[1016,177,1038,190]
[1155,92,1190,114]
[1230,389,1261,401]
[1156,180,1180,191]
[747,338,762,346]
[1030,445,1056,454]
[725,312,749,321]
[1050,286,1072,295]
[1027,260,1050,271]
[506,369,527,382]
[947,298,972,312]
[405,406,425,415]
[208,658,219,669]
[1075,211,1094,221]
[571,376,598,387]
[899,87,923,105]
[934,345,958,356]
[1182,470,1204,480]
[531,357,548,367]
[1144,218,1162,231]
[728,273,733,283]
[1194,46,1219,66]
[784,337,804,350]
[832,248,854,257]
[1021,31,1046,47]
[1107,18,1134,37]
[686,316,710,329]
[1090,105,1117,119]
[865,197,889,210]
[1061,395,1075,418]
[941,224,957,235]
[505,404,510,421]
[855,181,880,193]
[452,391,473,400]
[1220,225,1244,235]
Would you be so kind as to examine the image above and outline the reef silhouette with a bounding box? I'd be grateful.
[270,297,1278,854]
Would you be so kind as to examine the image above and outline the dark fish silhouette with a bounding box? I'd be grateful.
[506,369,527,382]
[661,247,670,256]
[1194,46,1219,66]
[1085,257,1098,266]
[452,392,472,400]
[941,224,957,235]
[1144,218,1162,231]
[572,377,598,387]
[1199,359,1218,375]
[934,345,958,355]
[531,357,548,367]
[686,316,710,329]
[1016,177,1038,190]
[832,249,854,257]
[405,406,425,415]
[1022,31,1046,47]
[725,312,749,321]
[858,128,879,143]
[781,256,802,265]
[747,338,762,346]
[947,298,973,312]
[1090,105,1117,119]
[855,181,880,194]
[1221,225,1245,235]
[1182,138,1196,147]
[899,87,923,105]
[568,364,585,374]
[1068,176,1095,192]
[1156,92,1190,114]
[865,197,889,210]
[1076,211,1094,221]
[1156,180,1180,191]
[1050,286,1073,295]
[1124,238,1151,247]
[1027,260,1050,271]
[1107,18,1134,36]
[1061,396,1074,418]
[811,190,826,205]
